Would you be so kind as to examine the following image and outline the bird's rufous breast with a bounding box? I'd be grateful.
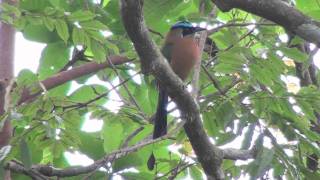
[170,37,200,80]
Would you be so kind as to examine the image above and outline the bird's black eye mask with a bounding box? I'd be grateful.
[170,21,206,37]
[182,28,195,36]
[182,27,206,37]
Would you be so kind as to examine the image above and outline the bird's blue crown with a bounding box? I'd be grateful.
[171,21,193,29]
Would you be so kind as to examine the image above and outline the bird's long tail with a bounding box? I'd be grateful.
[148,88,168,170]
[153,88,168,139]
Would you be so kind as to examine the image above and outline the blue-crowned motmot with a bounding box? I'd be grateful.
[148,21,206,170]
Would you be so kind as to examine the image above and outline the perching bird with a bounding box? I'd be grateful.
[148,21,206,170]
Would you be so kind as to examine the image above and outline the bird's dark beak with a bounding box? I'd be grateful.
[194,27,206,32]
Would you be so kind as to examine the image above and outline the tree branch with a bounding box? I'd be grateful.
[6,135,170,178]
[120,0,224,179]
[0,0,15,154]
[211,0,320,46]
[222,148,256,160]
[18,55,132,104]
[207,22,276,35]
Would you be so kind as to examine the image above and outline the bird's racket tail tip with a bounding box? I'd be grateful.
[147,153,156,170]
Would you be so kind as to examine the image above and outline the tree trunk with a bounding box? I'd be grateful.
[0,2,16,180]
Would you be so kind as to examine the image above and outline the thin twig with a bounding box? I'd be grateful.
[168,163,195,180]
[148,28,164,39]
[224,28,255,52]
[107,58,146,118]
[191,5,216,99]
[121,126,144,148]
[199,78,241,100]
[207,22,276,35]
[7,135,171,178]
[59,49,85,72]
[63,71,140,110]
[201,64,225,96]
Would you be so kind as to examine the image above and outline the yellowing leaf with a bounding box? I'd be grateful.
[182,141,193,156]
[287,82,300,94]
[283,58,295,67]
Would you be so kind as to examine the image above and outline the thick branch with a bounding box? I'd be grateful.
[120,0,224,179]
[211,0,320,46]
[18,56,132,104]
[222,148,256,160]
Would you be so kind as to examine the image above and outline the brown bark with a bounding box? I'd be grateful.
[212,0,320,46]
[120,0,224,179]
[18,55,131,104]
[0,0,16,148]
[0,1,16,179]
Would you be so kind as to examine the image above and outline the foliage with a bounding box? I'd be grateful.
[0,0,320,179]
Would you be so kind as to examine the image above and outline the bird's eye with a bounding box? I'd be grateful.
[182,28,194,36]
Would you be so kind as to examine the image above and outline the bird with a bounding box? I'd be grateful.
[148,21,206,170]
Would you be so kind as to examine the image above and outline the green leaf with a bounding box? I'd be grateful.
[102,121,123,153]
[43,17,56,31]
[241,123,255,149]
[106,40,120,54]
[215,100,235,128]
[214,48,246,74]
[72,27,91,46]
[20,0,50,11]
[203,110,219,137]
[103,1,125,35]
[252,92,270,117]
[132,81,156,115]
[48,83,71,98]
[189,166,203,179]
[38,42,70,79]
[23,24,60,43]
[41,147,53,164]
[213,29,238,48]
[79,20,109,30]
[20,139,32,168]
[0,13,13,24]
[68,11,96,22]
[49,0,68,8]
[13,17,27,30]
[273,160,285,177]
[54,19,69,43]
[0,3,21,17]
[300,169,320,180]
[296,0,318,12]
[44,7,57,16]
[68,84,108,105]
[249,148,275,179]
[250,63,273,86]
[306,10,320,21]
[120,172,154,180]
[280,47,308,63]
[26,16,43,25]
[86,30,106,43]
[296,98,317,121]
[91,40,107,63]
[16,69,38,87]
[113,153,143,172]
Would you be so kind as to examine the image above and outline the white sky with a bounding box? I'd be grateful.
[14,33,44,75]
